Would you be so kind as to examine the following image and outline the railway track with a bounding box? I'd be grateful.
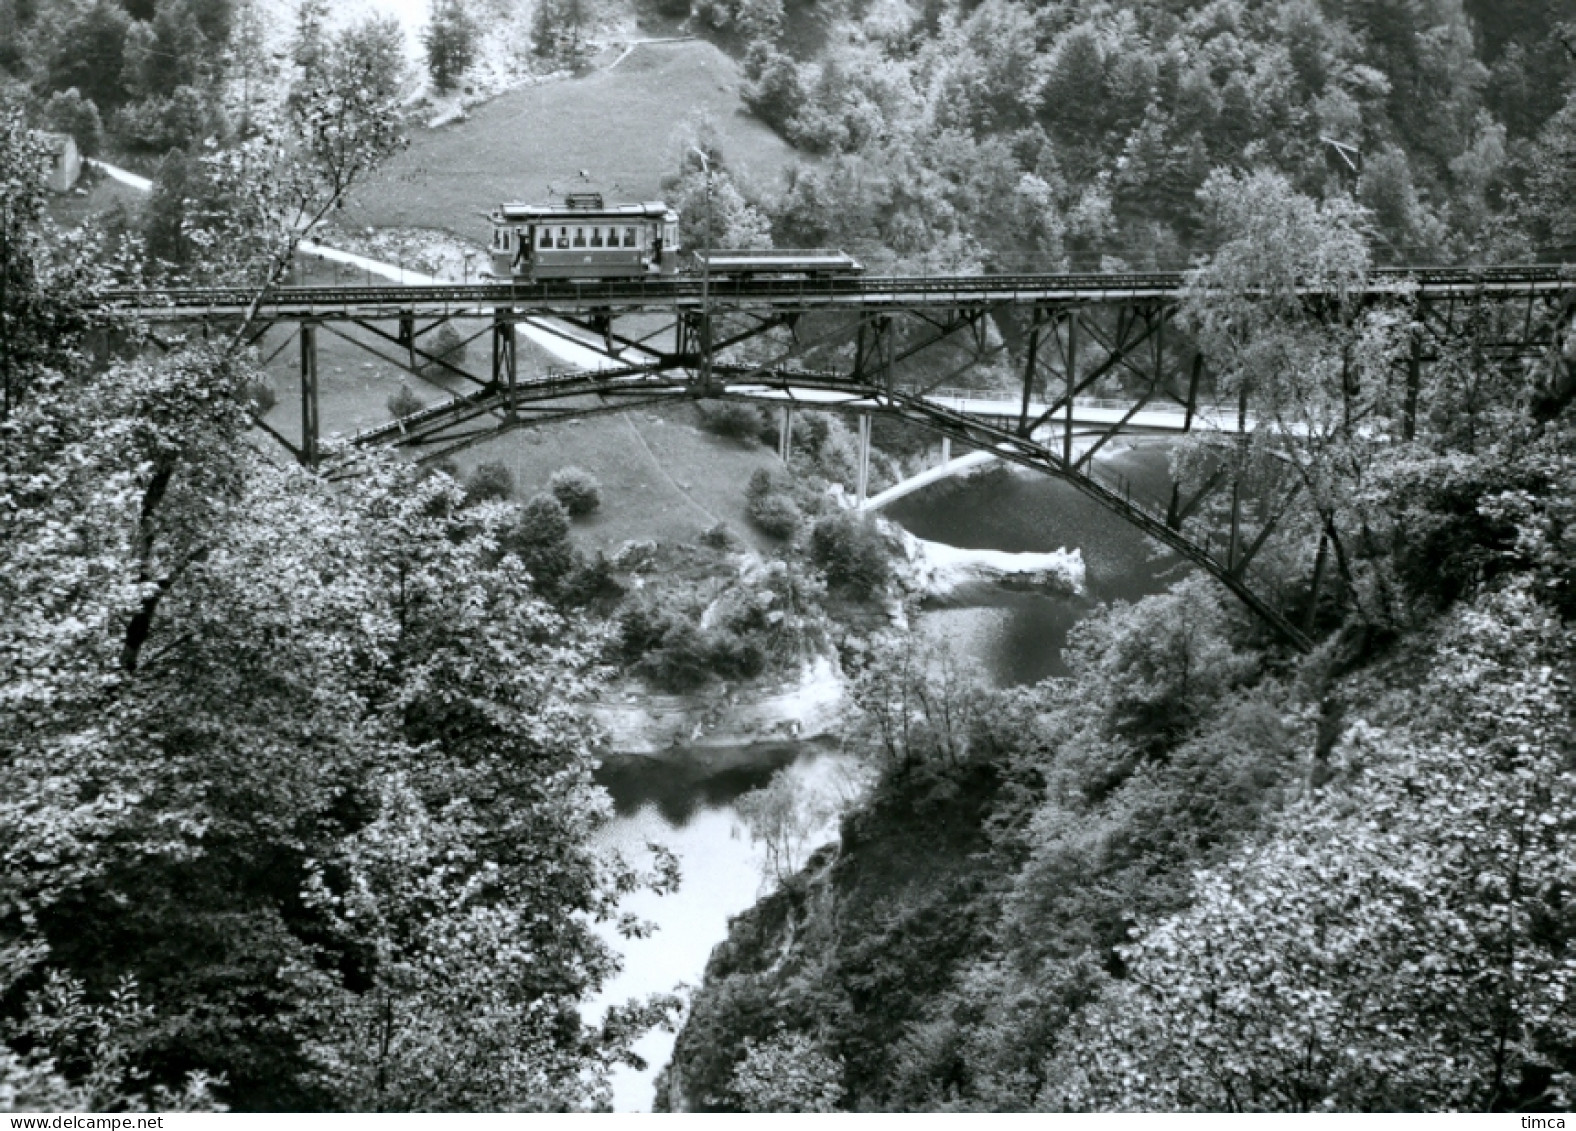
[99,264,1576,321]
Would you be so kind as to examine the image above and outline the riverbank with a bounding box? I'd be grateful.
[589,655,848,754]
[589,525,1087,754]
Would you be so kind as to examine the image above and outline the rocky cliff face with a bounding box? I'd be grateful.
[651,758,1008,1112]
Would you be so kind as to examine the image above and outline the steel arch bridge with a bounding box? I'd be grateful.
[103,264,1576,652]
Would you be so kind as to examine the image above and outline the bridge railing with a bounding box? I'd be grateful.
[97,261,1576,319]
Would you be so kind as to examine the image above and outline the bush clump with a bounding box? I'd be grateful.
[750,492,803,539]
[388,385,423,420]
[746,467,803,539]
[616,598,772,692]
[698,400,767,443]
[43,88,103,157]
[420,322,468,378]
[240,379,277,417]
[465,461,515,504]
[549,466,601,516]
[810,512,892,599]
[501,493,575,594]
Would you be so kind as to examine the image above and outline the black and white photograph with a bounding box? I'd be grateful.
[1,0,1573,1114]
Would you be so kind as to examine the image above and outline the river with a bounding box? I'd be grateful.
[587,441,1182,1111]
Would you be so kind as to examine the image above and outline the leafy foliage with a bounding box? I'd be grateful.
[0,99,673,1114]
[387,385,424,420]
[1043,585,1575,1112]
[531,0,591,69]
[502,492,577,597]
[549,466,601,517]
[464,459,515,504]
[808,512,891,599]
[40,89,101,157]
[734,769,836,889]
[746,492,802,540]
[418,321,468,378]
[422,0,478,94]
[728,1031,843,1112]
[616,554,830,693]
[696,400,766,443]
[0,111,107,418]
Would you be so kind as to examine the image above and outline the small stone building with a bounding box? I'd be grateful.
[40,131,81,193]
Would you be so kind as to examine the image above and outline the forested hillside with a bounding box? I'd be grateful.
[659,169,1576,1109]
[0,56,687,1104]
[677,0,1576,272]
[657,0,1576,1110]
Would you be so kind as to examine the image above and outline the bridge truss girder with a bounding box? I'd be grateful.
[198,279,1576,654]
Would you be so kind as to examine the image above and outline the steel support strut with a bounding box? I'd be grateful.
[1062,310,1076,463]
[1404,325,1422,441]
[492,313,517,411]
[299,322,319,468]
[779,405,794,463]
[1018,307,1045,436]
[856,414,872,506]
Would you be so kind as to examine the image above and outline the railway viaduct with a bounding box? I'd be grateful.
[103,265,1576,651]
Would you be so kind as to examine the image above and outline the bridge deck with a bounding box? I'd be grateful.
[101,264,1576,320]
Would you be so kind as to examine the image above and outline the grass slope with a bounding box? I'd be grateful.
[340,39,801,244]
[442,403,789,554]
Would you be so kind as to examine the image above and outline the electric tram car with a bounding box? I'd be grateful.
[487,192,863,281]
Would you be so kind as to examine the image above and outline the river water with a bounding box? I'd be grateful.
[587,442,1181,1111]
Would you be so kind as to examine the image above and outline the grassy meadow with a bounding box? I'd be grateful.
[339,38,802,245]
[252,311,790,554]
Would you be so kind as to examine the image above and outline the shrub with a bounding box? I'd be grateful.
[43,88,103,157]
[561,552,623,612]
[635,620,714,692]
[810,513,891,598]
[388,385,424,420]
[706,627,768,681]
[746,467,776,501]
[698,400,766,443]
[419,457,460,484]
[239,379,277,417]
[749,491,803,539]
[791,411,860,486]
[531,0,592,66]
[742,44,808,137]
[616,600,670,665]
[502,493,576,594]
[549,466,601,516]
[513,491,570,545]
[700,522,740,550]
[331,14,407,104]
[465,460,515,504]
[112,86,211,152]
[420,322,468,378]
